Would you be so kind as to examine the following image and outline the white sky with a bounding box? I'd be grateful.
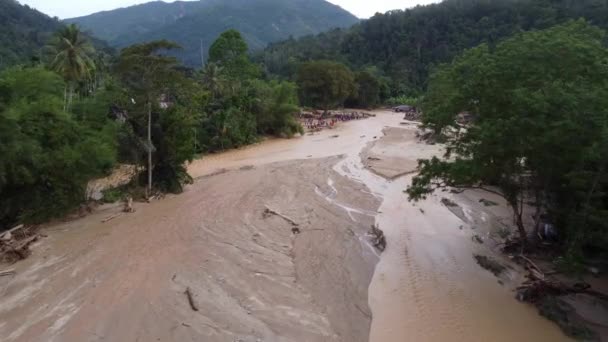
[19,0,441,19]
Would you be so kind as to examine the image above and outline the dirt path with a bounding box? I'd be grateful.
[0,111,572,341]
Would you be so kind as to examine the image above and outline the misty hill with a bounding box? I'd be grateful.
[0,0,62,67]
[67,0,359,67]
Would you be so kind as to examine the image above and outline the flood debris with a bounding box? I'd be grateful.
[0,269,16,277]
[472,234,484,244]
[102,213,124,223]
[441,198,458,207]
[263,206,300,235]
[474,254,506,276]
[184,287,199,311]
[0,225,42,263]
[479,198,499,207]
[367,157,382,161]
[369,224,386,252]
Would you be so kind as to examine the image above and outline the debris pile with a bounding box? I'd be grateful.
[0,225,43,263]
[369,224,386,252]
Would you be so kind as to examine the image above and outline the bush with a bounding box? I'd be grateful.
[0,67,116,227]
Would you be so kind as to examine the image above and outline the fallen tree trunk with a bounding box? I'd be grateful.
[515,255,608,303]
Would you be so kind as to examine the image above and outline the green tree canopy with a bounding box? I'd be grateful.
[348,70,381,108]
[408,20,608,252]
[114,40,199,193]
[0,67,116,227]
[296,60,355,111]
[45,24,96,110]
[209,30,259,79]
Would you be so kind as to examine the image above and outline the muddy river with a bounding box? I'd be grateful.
[191,110,569,341]
[0,111,569,341]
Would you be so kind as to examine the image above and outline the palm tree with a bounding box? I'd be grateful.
[46,24,96,111]
[200,62,226,97]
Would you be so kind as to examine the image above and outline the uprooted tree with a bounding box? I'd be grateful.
[407,20,608,258]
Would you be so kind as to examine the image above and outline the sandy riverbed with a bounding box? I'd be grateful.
[0,111,572,341]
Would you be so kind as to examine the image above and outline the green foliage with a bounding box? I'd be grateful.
[209,30,260,79]
[114,40,200,193]
[0,0,61,69]
[45,24,97,111]
[386,95,422,107]
[67,0,359,67]
[46,24,96,84]
[101,187,126,203]
[152,103,199,193]
[261,0,608,93]
[248,80,302,137]
[196,30,303,152]
[408,21,608,254]
[296,60,356,111]
[347,71,381,109]
[0,66,116,226]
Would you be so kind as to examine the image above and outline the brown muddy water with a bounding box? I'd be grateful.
[189,111,569,341]
[0,111,570,341]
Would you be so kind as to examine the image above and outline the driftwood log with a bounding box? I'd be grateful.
[263,206,298,226]
[0,270,16,277]
[184,287,199,311]
[263,206,301,234]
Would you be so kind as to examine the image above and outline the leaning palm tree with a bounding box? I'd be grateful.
[46,24,96,111]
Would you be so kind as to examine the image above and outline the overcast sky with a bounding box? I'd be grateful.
[19,0,441,19]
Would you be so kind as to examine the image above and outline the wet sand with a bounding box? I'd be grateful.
[0,111,571,341]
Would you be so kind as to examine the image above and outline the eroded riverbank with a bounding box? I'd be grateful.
[0,111,573,341]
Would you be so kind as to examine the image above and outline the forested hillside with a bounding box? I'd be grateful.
[0,0,62,67]
[67,0,359,67]
[261,0,608,94]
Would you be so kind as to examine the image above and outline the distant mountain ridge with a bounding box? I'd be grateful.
[67,0,359,67]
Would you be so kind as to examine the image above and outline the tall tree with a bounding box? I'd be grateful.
[407,20,608,250]
[208,30,259,80]
[296,60,355,112]
[114,40,194,194]
[46,24,96,111]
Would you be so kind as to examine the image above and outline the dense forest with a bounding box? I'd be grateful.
[0,21,305,229]
[67,0,359,67]
[260,0,608,95]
